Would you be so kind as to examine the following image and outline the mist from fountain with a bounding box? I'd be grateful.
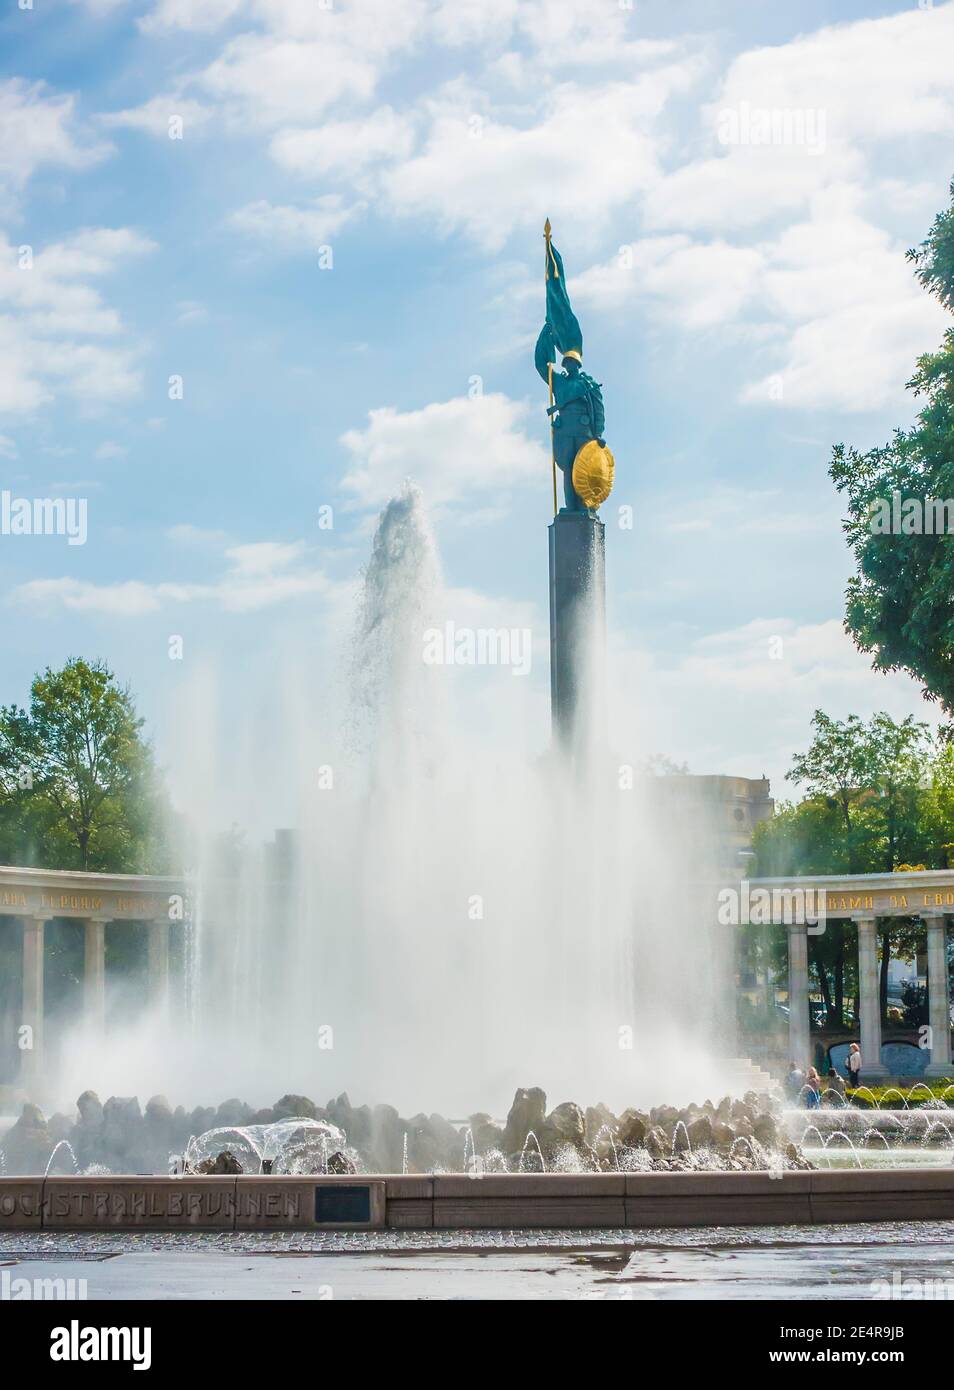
[47,484,730,1118]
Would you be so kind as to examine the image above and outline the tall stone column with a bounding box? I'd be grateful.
[148,918,170,1016]
[856,916,889,1078]
[786,922,811,1069]
[716,915,739,1054]
[548,511,605,752]
[924,916,952,1077]
[20,916,47,1090]
[83,918,108,1038]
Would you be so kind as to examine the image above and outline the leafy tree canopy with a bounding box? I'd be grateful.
[830,181,954,721]
[756,708,938,876]
[0,658,180,873]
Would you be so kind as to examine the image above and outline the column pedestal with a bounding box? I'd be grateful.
[786,922,811,1069]
[857,916,889,1079]
[924,916,952,1077]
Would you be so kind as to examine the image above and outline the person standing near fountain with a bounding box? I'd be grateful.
[785,1062,805,1101]
[847,1042,862,1089]
[826,1068,846,1103]
[804,1067,822,1109]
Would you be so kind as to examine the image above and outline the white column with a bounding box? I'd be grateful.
[787,922,811,1069]
[925,916,952,1077]
[83,918,107,1038]
[710,910,738,1051]
[856,916,889,1078]
[148,918,169,1016]
[20,916,46,1090]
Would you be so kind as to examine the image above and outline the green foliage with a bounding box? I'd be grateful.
[847,1082,954,1104]
[907,182,954,313]
[751,708,950,1029]
[830,182,954,719]
[764,708,934,875]
[0,658,180,873]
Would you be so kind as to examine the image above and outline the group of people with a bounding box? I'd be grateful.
[785,1043,862,1107]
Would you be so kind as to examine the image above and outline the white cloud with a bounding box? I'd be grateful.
[0,79,110,205]
[136,0,429,135]
[225,539,305,574]
[656,486,831,539]
[382,72,698,251]
[69,0,129,12]
[229,195,362,248]
[100,95,212,137]
[0,228,156,417]
[573,194,948,412]
[126,1,699,255]
[270,107,415,178]
[614,616,942,790]
[340,392,548,512]
[199,34,378,126]
[167,522,230,547]
[16,579,167,617]
[645,4,954,233]
[95,440,127,459]
[139,0,246,33]
[14,536,333,615]
[739,198,948,411]
[575,235,764,329]
[176,300,208,324]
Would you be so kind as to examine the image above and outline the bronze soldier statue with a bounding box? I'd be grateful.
[534,221,612,516]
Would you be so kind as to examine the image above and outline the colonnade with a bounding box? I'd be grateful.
[785,914,951,1077]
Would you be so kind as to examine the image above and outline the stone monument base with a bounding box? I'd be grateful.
[4,1170,954,1231]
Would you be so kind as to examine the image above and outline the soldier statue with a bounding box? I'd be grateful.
[534,221,612,517]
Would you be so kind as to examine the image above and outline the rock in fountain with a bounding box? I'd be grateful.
[1,1084,813,1177]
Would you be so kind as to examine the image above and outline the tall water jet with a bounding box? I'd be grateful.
[39,235,734,1118]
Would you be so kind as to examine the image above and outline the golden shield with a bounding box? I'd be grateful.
[572,440,615,509]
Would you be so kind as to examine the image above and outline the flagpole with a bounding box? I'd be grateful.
[544,219,558,518]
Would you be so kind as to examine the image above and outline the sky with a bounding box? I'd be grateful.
[1,0,953,829]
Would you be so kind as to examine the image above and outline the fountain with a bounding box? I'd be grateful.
[37,481,738,1126]
[786,1092,954,1168]
[0,243,818,1192]
[181,1118,351,1176]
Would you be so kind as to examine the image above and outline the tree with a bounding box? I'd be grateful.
[786,710,880,873]
[753,794,850,877]
[757,709,941,1026]
[923,741,954,866]
[830,182,954,722]
[0,658,178,872]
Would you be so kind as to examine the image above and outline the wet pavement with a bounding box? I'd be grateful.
[2,1221,954,1299]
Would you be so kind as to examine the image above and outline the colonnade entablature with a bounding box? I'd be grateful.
[746,870,954,1080]
[0,864,189,1089]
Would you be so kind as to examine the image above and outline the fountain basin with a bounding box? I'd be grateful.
[783,1106,954,1167]
[3,1169,953,1231]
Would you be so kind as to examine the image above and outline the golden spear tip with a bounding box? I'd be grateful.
[544,217,551,238]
